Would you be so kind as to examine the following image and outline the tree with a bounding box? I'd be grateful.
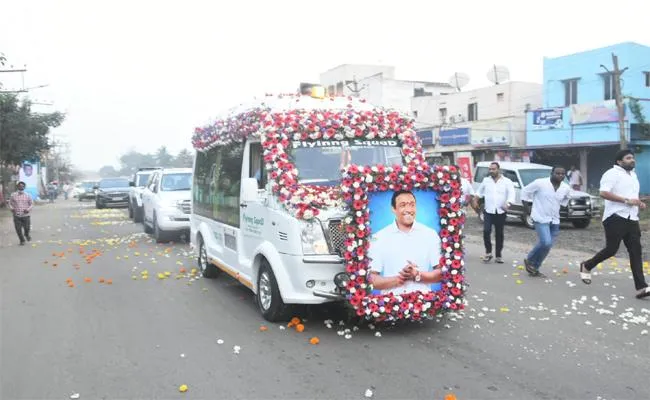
[99,165,120,178]
[629,97,650,139]
[173,149,194,167]
[0,94,65,194]
[119,150,156,176]
[154,146,174,167]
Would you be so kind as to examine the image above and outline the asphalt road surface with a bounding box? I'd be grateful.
[1,201,649,400]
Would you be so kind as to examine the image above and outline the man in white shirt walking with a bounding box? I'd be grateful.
[579,150,649,299]
[473,162,516,263]
[522,166,571,277]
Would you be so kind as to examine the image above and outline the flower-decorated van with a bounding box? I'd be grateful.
[190,90,467,323]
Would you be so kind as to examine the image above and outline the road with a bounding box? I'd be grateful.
[1,201,649,400]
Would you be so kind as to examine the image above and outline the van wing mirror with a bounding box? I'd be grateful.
[241,177,259,202]
[513,182,521,189]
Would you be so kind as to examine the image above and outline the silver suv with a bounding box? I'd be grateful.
[128,167,161,223]
[472,161,595,229]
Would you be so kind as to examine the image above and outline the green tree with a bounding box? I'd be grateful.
[154,146,174,167]
[99,165,120,178]
[173,149,194,167]
[0,94,65,194]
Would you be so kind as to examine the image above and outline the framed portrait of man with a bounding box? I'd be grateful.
[367,189,442,296]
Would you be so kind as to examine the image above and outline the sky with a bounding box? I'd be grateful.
[1,0,649,171]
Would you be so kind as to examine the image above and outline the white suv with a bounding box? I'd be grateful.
[141,168,193,242]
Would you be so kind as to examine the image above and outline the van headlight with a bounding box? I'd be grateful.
[300,220,330,255]
[570,199,577,206]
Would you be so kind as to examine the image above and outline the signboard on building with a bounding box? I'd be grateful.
[571,100,623,125]
[439,128,470,146]
[471,135,509,146]
[455,151,473,182]
[532,108,564,129]
[417,130,434,146]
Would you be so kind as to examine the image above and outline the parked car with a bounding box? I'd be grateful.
[77,181,99,201]
[128,167,161,223]
[472,161,594,229]
[141,168,192,242]
[94,178,131,209]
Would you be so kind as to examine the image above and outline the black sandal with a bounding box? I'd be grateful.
[636,287,650,299]
[579,262,592,285]
[481,254,493,263]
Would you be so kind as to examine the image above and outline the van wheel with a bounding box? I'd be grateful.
[257,260,292,322]
[128,203,134,219]
[521,213,534,229]
[197,236,220,278]
[143,215,153,234]
[133,206,144,223]
[153,214,168,243]
[572,219,591,229]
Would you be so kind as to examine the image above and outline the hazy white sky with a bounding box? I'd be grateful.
[1,0,648,170]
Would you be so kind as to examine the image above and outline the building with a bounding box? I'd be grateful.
[319,64,454,114]
[412,81,543,179]
[525,42,650,193]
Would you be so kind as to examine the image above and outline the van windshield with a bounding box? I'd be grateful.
[519,169,552,186]
[290,140,403,186]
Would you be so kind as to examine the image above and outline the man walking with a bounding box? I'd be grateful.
[473,162,515,263]
[568,165,583,191]
[579,150,650,299]
[522,166,571,277]
[8,181,33,246]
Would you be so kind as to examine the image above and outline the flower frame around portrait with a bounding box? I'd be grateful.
[340,163,467,322]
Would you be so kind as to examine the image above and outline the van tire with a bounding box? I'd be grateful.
[128,203,134,219]
[133,206,144,223]
[522,212,534,229]
[198,236,220,278]
[256,260,292,322]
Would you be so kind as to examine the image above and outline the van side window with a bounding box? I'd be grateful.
[501,170,520,186]
[249,142,266,189]
[216,141,245,227]
[474,167,488,183]
[192,148,217,219]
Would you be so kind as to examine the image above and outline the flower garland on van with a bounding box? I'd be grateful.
[192,95,426,220]
[340,164,466,321]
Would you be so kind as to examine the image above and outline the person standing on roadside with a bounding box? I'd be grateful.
[568,165,583,191]
[579,150,650,299]
[473,162,515,264]
[522,166,571,277]
[8,181,33,246]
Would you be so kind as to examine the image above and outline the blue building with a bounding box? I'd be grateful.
[526,42,650,194]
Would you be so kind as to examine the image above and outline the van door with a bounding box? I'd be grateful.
[239,142,268,281]
[142,172,159,224]
[501,169,523,214]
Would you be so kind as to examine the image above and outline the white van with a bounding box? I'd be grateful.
[141,168,193,242]
[190,94,405,322]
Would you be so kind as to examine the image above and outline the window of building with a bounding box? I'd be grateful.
[496,92,505,102]
[439,108,447,122]
[602,73,616,101]
[467,103,478,121]
[644,72,650,87]
[563,79,579,106]
[328,85,335,96]
[413,110,419,118]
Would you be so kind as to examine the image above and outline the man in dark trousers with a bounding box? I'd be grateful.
[579,150,650,299]
[8,181,33,246]
[473,162,516,263]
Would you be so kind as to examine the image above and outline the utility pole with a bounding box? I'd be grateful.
[610,54,628,149]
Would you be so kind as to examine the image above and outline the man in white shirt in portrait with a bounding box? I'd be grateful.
[473,162,516,264]
[579,150,650,299]
[368,190,443,295]
[521,166,571,277]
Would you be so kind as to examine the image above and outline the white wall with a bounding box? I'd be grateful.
[412,81,543,126]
